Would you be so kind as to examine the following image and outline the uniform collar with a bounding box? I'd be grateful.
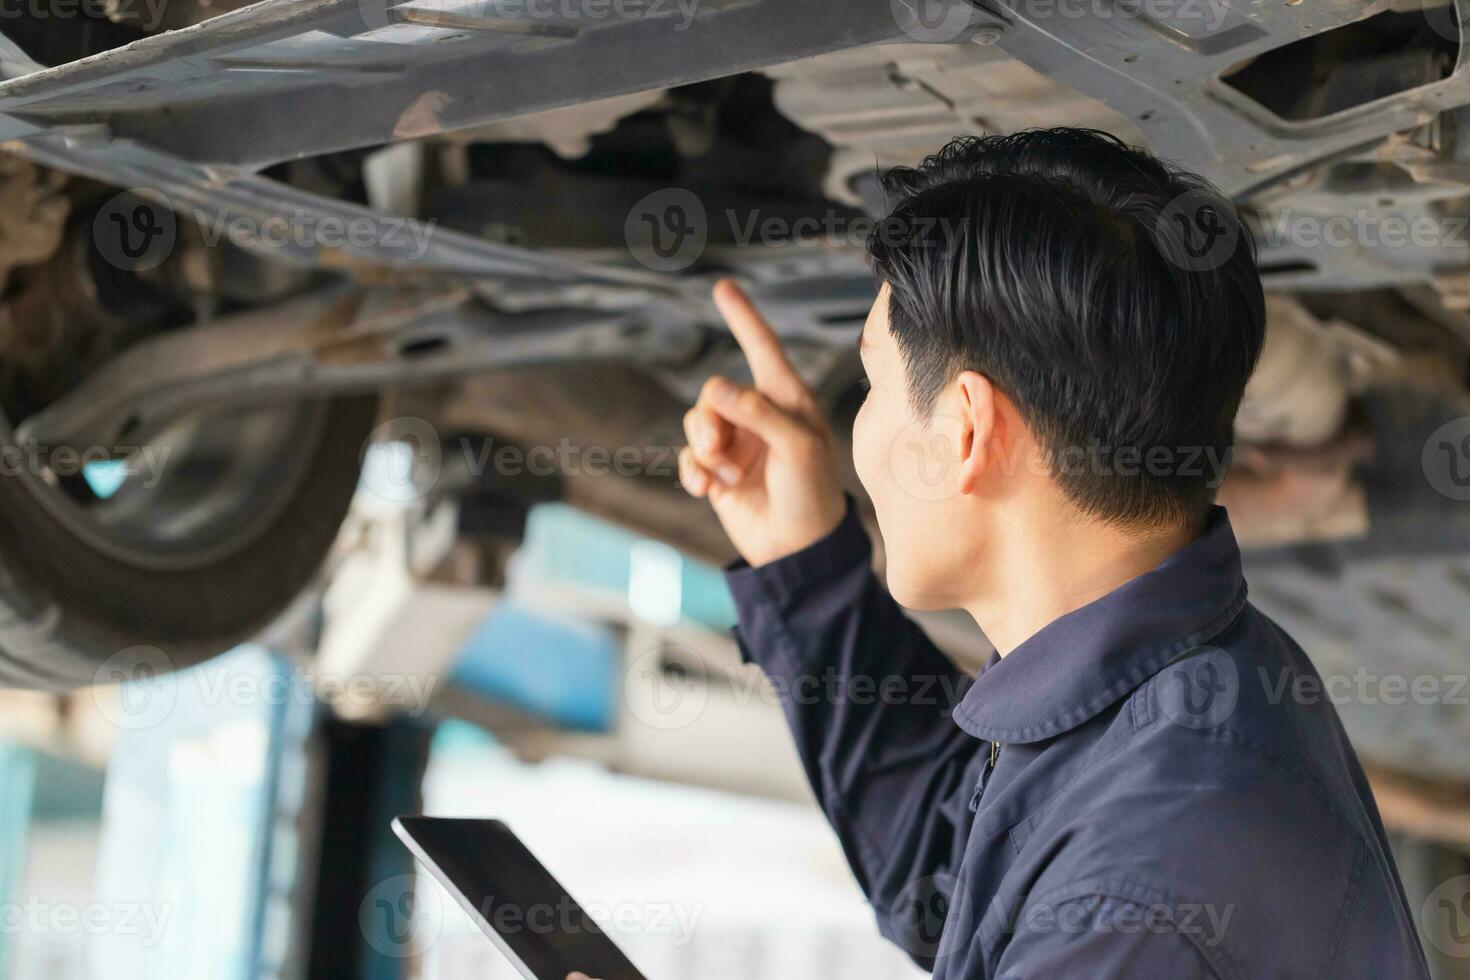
[952,506,1249,745]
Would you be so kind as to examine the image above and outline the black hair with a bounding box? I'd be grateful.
[866,127,1266,529]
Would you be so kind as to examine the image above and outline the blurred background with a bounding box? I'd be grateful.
[0,445,937,980]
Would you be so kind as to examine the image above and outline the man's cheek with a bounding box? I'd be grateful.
[885,413,965,504]
[850,414,882,497]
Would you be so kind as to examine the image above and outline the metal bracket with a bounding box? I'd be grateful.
[16,284,700,450]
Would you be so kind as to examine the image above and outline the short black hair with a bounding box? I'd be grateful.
[866,127,1265,529]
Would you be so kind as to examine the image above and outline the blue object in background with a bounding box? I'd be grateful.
[0,743,37,976]
[450,601,619,732]
[81,459,128,499]
[90,645,313,980]
[518,503,738,631]
[447,503,742,734]
[679,557,739,632]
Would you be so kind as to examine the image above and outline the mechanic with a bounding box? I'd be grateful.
[673,129,1430,977]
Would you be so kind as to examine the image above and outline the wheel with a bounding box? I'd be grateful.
[0,395,376,689]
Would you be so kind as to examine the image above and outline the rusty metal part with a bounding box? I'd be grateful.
[1237,294,1400,447]
[15,283,703,450]
[1215,435,1375,548]
[1366,763,1470,850]
[767,41,1141,207]
[438,363,735,563]
[0,152,66,296]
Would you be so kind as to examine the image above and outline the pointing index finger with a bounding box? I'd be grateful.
[712,278,809,405]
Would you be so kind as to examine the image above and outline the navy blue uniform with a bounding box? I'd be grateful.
[726,503,1428,978]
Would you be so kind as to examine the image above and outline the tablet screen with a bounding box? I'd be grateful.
[394,816,648,980]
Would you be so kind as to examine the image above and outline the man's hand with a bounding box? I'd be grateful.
[679,279,846,567]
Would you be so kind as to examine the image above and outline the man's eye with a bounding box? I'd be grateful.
[858,377,871,392]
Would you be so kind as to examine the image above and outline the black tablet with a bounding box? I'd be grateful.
[391,816,649,980]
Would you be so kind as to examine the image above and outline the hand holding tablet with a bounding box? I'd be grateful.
[392,817,649,980]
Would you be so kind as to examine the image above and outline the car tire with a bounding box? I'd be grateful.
[0,395,376,689]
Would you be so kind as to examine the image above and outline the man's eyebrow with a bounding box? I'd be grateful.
[856,330,867,352]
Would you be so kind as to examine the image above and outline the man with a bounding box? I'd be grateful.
[676,130,1429,977]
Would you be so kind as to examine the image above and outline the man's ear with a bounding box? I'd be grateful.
[955,371,996,495]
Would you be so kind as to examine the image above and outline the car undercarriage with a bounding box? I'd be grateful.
[0,0,1468,803]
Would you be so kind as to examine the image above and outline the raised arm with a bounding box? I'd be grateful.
[680,280,987,963]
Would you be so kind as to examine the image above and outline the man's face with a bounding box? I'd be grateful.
[852,285,974,609]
